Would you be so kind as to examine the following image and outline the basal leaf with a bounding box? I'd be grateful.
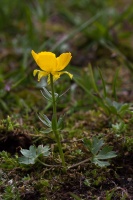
[83,138,92,150]
[20,146,36,158]
[92,157,110,167]
[91,137,104,155]
[97,146,117,159]
[18,156,35,165]
[37,145,50,157]
[19,145,50,165]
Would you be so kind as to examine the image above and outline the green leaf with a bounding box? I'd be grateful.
[88,64,99,94]
[21,146,36,158]
[112,101,122,110]
[49,91,59,101]
[91,137,104,155]
[18,156,36,165]
[119,104,129,115]
[36,145,50,157]
[42,114,52,125]
[98,67,107,98]
[104,98,118,114]
[40,87,59,102]
[83,137,117,167]
[57,115,65,130]
[19,146,37,164]
[96,146,117,159]
[18,145,50,165]
[83,138,92,150]
[41,87,52,101]
[92,158,110,167]
[37,113,51,128]
[40,128,53,134]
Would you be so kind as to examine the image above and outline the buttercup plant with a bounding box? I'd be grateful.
[31,50,73,168]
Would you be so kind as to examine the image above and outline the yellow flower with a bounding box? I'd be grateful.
[31,50,73,84]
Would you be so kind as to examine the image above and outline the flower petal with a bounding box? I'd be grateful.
[36,52,57,72]
[33,69,40,77]
[56,53,72,71]
[31,50,38,63]
[31,50,57,72]
[59,71,73,79]
[51,71,73,81]
[47,74,51,85]
[47,72,60,85]
[52,72,61,82]
[33,69,49,81]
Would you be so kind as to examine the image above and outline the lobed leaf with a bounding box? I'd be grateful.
[96,146,117,160]
[37,145,50,157]
[18,145,50,165]
[92,157,110,167]
[91,137,104,155]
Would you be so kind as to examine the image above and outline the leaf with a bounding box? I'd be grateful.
[42,114,52,125]
[49,91,59,100]
[96,146,117,159]
[105,98,120,114]
[37,113,51,128]
[112,101,122,110]
[91,137,104,155]
[18,156,36,165]
[37,145,50,157]
[92,158,110,167]
[20,146,36,158]
[119,104,129,115]
[98,67,107,98]
[57,115,65,130]
[40,128,53,134]
[19,146,37,164]
[83,138,92,150]
[18,145,50,165]
[41,87,52,101]
[84,137,117,167]
[88,64,99,94]
[84,137,104,155]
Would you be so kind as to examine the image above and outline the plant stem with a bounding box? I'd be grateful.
[68,158,90,169]
[50,74,66,168]
[37,158,60,168]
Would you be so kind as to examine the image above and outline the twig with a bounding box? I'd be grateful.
[68,158,90,169]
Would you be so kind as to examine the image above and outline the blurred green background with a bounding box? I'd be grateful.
[0,0,133,117]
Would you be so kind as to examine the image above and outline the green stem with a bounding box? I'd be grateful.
[50,74,66,168]
[37,158,60,168]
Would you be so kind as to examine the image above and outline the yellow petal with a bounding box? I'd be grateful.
[31,50,38,63]
[47,74,51,85]
[59,71,73,79]
[56,53,72,71]
[33,69,48,81]
[47,73,60,85]
[52,72,61,82]
[33,69,40,76]
[36,52,57,72]
[51,71,73,81]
